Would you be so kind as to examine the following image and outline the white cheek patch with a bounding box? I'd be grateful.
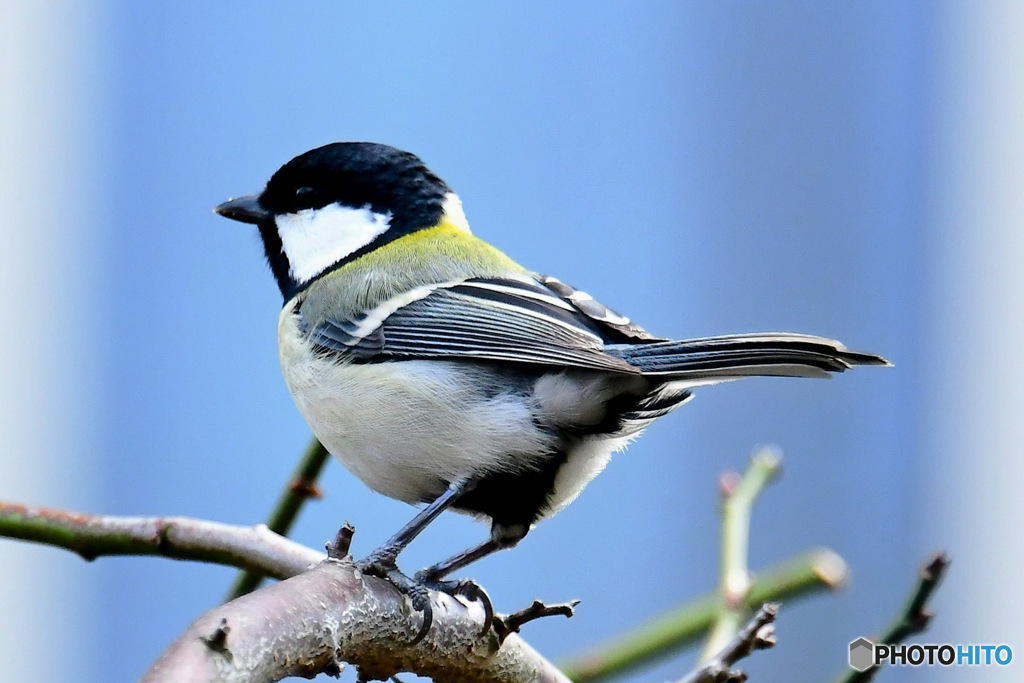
[276,203,392,285]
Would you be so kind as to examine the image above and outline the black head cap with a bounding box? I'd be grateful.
[219,142,453,300]
[259,142,450,227]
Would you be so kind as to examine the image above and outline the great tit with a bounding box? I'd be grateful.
[216,142,887,631]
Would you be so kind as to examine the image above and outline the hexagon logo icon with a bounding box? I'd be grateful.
[849,637,875,672]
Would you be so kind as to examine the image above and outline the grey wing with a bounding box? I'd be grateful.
[535,274,666,343]
[302,276,642,374]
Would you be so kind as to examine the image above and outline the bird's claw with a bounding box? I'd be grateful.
[357,555,434,643]
[357,555,494,642]
[415,572,494,636]
[355,546,398,576]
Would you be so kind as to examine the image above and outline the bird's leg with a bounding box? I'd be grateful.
[413,524,529,635]
[422,521,529,580]
[417,537,504,581]
[356,479,472,642]
[359,480,470,570]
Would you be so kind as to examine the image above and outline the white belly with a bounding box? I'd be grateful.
[544,433,633,518]
[277,303,556,505]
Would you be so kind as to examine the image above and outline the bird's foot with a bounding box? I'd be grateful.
[356,544,400,573]
[357,553,496,643]
[414,570,494,636]
[357,553,434,643]
[492,599,580,644]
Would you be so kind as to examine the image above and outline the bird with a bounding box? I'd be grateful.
[215,141,888,635]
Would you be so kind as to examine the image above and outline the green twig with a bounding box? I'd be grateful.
[558,547,847,682]
[224,437,330,600]
[701,447,782,660]
[836,553,951,683]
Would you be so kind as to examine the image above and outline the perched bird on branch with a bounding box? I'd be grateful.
[216,142,888,634]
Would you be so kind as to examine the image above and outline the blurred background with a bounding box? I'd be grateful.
[1,2,1021,681]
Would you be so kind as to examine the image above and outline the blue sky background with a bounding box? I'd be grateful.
[2,2,1021,682]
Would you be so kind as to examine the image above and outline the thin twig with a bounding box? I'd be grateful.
[701,448,782,661]
[878,553,949,644]
[836,553,951,683]
[494,600,580,643]
[676,603,779,683]
[558,547,846,682]
[327,521,356,559]
[225,436,331,599]
[0,502,322,578]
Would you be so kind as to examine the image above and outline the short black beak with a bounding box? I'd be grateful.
[214,194,270,224]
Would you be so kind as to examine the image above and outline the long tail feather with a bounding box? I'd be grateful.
[608,333,890,381]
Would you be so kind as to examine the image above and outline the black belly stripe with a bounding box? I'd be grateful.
[452,450,569,528]
[450,379,694,527]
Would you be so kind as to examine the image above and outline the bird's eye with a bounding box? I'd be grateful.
[295,186,314,198]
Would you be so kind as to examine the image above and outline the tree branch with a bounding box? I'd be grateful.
[836,552,951,683]
[701,448,782,660]
[0,502,322,578]
[877,552,949,646]
[558,547,846,682]
[144,557,571,683]
[494,600,580,644]
[3,502,570,681]
[225,436,331,600]
[675,603,779,683]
